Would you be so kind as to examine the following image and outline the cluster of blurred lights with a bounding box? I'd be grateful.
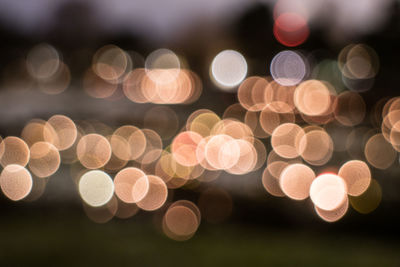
[5,44,202,105]
[0,35,393,241]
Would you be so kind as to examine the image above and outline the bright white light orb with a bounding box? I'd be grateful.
[79,170,114,207]
[211,50,247,90]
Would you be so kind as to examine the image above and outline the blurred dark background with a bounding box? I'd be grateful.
[0,0,400,266]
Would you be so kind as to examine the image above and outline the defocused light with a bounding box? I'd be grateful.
[279,163,315,200]
[114,167,148,204]
[349,179,381,214]
[92,45,129,83]
[262,161,287,197]
[315,196,349,222]
[294,80,332,116]
[111,125,146,161]
[26,43,60,80]
[273,12,309,47]
[297,129,333,166]
[0,136,30,168]
[338,160,371,197]
[171,131,202,167]
[270,50,306,86]
[226,139,257,175]
[135,129,163,165]
[334,91,366,126]
[310,173,347,211]
[79,170,114,207]
[260,102,295,135]
[77,134,111,169]
[0,164,32,201]
[211,50,247,90]
[204,134,240,170]
[190,112,221,137]
[271,123,304,159]
[145,48,180,84]
[364,133,396,169]
[238,76,271,111]
[21,119,53,147]
[163,200,200,241]
[44,114,77,151]
[244,110,268,139]
[28,141,60,178]
[163,201,200,241]
[223,103,247,121]
[137,175,168,211]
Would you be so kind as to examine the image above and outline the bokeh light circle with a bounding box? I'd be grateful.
[78,170,114,207]
[270,50,306,86]
[0,164,32,201]
[211,50,247,90]
[310,173,347,211]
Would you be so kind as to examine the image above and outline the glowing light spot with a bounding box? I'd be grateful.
[0,137,30,168]
[298,129,333,166]
[135,129,163,165]
[145,48,180,84]
[190,112,221,137]
[77,134,111,169]
[21,119,53,147]
[0,164,32,201]
[163,204,199,241]
[44,114,77,151]
[251,138,267,171]
[279,163,315,200]
[92,45,129,82]
[340,44,379,80]
[315,196,349,222]
[123,69,148,103]
[270,50,306,86]
[114,167,148,204]
[226,139,257,175]
[338,160,371,197]
[137,175,168,211]
[28,142,60,178]
[294,80,332,116]
[271,123,304,159]
[273,12,309,47]
[211,50,247,90]
[260,102,295,135]
[364,134,396,170]
[262,161,287,197]
[111,126,146,161]
[26,43,60,80]
[244,110,268,139]
[238,76,271,111]
[211,119,254,142]
[171,131,202,167]
[310,173,347,211]
[78,170,114,207]
[204,135,240,170]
